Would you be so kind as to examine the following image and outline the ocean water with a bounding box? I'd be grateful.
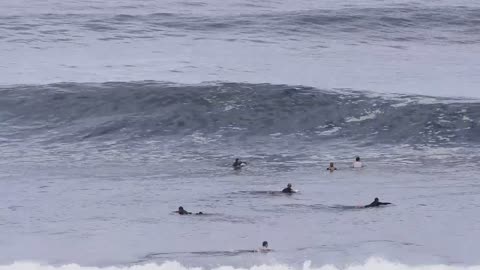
[1,1,480,270]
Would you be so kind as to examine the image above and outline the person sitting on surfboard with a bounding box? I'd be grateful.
[282,183,295,193]
[233,158,247,169]
[353,156,363,168]
[327,162,337,172]
[364,198,391,208]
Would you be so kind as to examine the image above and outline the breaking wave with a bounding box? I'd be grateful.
[1,258,479,270]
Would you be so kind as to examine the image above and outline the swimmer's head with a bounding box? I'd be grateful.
[235,158,239,162]
[356,156,360,162]
[374,198,379,202]
[179,206,184,211]
[287,183,292,188]
[262,241,268,248]
[330,162,334,167]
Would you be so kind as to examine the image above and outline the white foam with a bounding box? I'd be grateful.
[188,132,220,144]
[1,258,479,270]
[315,127,342,135]
[462,115,473,122]
[224,105,235,111]
[345,110,382,123]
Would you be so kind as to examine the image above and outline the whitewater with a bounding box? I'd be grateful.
[1,0,480,270]
[3,259,480,270]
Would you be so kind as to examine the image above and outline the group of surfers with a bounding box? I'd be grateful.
[173,156,391,252]
[234,156,364,172]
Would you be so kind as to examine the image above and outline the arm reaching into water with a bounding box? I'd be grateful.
[364,198,391,208]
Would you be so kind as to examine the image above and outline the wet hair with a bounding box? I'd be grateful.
[330,162,334,166]
[356,156,360,161]
[262,241,268,248]
[179,206,184,210]
[287,183,292,188]
[374,198,379,201]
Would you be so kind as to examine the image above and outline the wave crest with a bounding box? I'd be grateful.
[1,82,479,145]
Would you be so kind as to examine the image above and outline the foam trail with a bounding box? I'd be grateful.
[1,258,480,270]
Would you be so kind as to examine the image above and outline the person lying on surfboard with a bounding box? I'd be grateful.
[175,206,204,215]
[364,198,391,208]
[258,241,272,253]
[281,183,296,194]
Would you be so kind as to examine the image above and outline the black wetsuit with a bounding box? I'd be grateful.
[178,209,192,215]
[282,187,294,193]
[364,201,391,208]
[233,160,245,169]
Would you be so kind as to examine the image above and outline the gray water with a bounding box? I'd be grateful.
[1,1,480,270]
[2,0,480,97]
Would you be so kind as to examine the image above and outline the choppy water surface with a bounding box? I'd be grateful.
[1,1,480,270]
[2,0,480,97]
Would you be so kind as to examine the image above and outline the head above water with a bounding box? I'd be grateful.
[179,206,184,211]
[287,183,292,188]
[262,241,268,248]
[330,162,334,167]
[374,198,379,202]
[235,158,239,162]
[356,156,360,162]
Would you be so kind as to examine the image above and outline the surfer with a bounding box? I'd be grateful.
[327,162,337,172]
[176,206,191,215]
[176,206,204,215]
[237,241,272,254]
[282,183,295,193]
[364,198,391,208]
[233,158,247,169]
[258,241,272,252]
[353,156,363,168]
